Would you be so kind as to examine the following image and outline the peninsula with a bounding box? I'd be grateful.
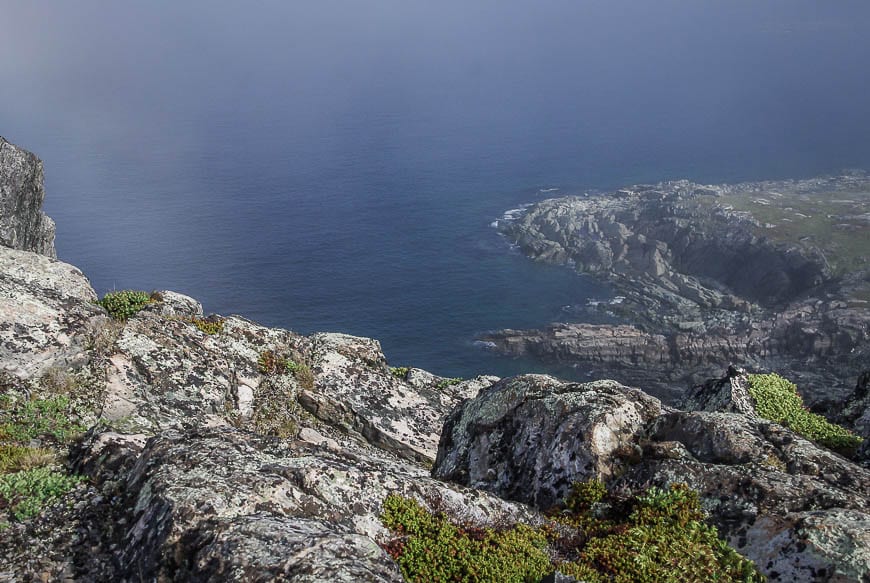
[489,174,870,412]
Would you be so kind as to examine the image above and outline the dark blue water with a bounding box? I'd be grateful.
[2,1,870,378]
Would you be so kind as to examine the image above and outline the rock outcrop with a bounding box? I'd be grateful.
[0,245,105,379]
[0,137,56,257]
[434,372,870,581]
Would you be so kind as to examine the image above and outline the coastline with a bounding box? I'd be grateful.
[486,173,870,406]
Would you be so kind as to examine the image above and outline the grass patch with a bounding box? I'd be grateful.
[381,481,762,583]
[97,289,153,321]
[0,467,85,521]
[381,494,552,582]
[748,373,862,453]
[390,366,410,380]
[0,445,55,474]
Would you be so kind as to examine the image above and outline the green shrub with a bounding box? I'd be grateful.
[381,483,763,583]
[0,466,85,520]
[381,494,551,583]
[97,290,152,321]
[565,478,606,513]
[390,366,410,380]
[0,396,86,444]
[748,373,862,453]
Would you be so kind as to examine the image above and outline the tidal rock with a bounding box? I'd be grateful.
[0,137,56,257]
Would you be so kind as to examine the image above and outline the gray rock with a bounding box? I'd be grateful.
[0,137,56,257]
[0,246,105,379]
[55,426,540,582]
[433,375,663,509]
[434,372,870,581]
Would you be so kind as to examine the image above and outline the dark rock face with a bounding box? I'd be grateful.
[433,371,870,581]
[0,137,56,257]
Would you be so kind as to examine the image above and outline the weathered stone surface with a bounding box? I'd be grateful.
[434,372,870,581]
[303,332,483,463]
[0,426,539,582]
[0,137,56,257]
[433,375,664,509]
[0,246,104,379]
[678,365,759,416]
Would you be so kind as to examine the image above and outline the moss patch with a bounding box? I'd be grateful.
[748,372,862,453]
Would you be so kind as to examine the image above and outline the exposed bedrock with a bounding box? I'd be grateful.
[434,372,870,582]
[0,137,56,257]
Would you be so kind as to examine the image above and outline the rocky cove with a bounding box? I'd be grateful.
[0,136,868,582]
[489,175,870,408]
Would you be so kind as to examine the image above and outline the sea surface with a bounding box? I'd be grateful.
[2,1,870,379]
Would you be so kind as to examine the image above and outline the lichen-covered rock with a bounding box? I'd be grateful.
[433,372,870,581]
[0,426,540,582]
[433,375,664,509]
[0,246,105,379]
[302,332,483,462]
[0,137,56,257]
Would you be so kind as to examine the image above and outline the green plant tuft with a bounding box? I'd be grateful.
[565,478,606,513]
[436,377,462,390]
[748,373,862,453]
[257,350,315,390]
[390,366,410,380]
[0,466,85,521]
[97,290,152,321]
[187,317,225,335]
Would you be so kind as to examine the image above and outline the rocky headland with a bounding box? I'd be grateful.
[0,137,868,581]
[489,176,870,407]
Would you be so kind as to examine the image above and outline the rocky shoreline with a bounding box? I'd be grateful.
[1,137,868,581]
[489,175,870,406]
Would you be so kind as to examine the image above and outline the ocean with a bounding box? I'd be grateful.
[2,1,870,379]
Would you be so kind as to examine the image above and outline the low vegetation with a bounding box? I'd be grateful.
[390,366,410,380]
[257,349,315,390]
[97,289,153,321]
[748,373,862,453]
[0,467,85,520]
[436,377,462,390]
[186,316,225,335]
[381,480,762,583]
[0,389,87,524]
